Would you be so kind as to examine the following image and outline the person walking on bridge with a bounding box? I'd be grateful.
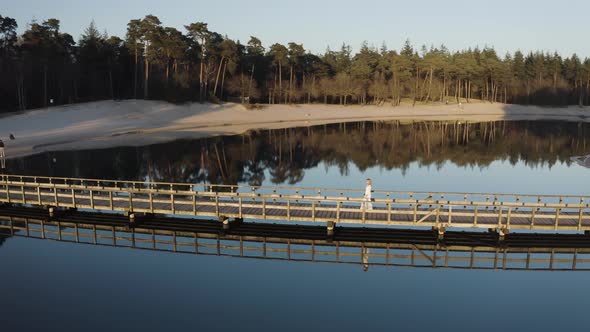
[362,178,373,211]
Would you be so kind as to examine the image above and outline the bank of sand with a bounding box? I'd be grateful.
[0,100,589,159]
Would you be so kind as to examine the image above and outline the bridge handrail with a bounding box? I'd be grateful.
[0,173,589,201]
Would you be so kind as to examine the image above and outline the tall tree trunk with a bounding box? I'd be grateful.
[413,67,419,106]
[278,61,282,104]
[134,44,138,99]
[213,57,224,97]
[442,71,446,102]
[273,67,278,104]
[426,67,434,102]
[199,40,205,103]
[43,65,48,107]
[248,64,255,102]
[289,65,293,103]
[144,42,149,99]
[165,58,170,84]
[109,70,114,99]
[220,60,227,101]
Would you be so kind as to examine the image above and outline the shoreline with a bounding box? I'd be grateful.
[0,100,588,159]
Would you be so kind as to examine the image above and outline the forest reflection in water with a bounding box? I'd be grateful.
[6,120,590,186]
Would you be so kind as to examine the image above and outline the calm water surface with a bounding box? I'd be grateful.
[2,121,590,331]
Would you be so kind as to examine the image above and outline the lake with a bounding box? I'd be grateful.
[1,120,590,331]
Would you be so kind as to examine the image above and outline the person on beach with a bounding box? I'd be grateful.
[361,178,373,211]
[0,139,5,168]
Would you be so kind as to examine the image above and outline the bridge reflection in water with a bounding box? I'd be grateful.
[2,207,590,272]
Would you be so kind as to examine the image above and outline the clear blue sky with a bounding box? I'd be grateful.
[4,0,590,57]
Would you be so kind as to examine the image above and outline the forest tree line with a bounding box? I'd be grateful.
[2,14,590,112]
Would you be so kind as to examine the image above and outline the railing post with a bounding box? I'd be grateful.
[578,198,584,231]
[37,185,41,205]
[71,188,76,207]
[435,205,441,224]
[192,193,196,215]
[21,183,26,204]
[53,184,58,207]
[238,197,242,218]
[387,202,392,224]
[215,195,220,216]
[150,192,154,213]
[90,190,95,209]
[128,189,133,212]
[448,205,453,225]
[171,193,175,214]
[287,200,291,221]
[361,202,366,224]
[40,219,45,239]
[555,207,561,230]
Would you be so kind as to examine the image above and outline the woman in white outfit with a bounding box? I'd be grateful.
[362,178,373,211]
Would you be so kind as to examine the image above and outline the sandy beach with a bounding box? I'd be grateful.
[0,100,588,159]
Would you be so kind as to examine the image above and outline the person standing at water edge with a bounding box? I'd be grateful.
[362,178,373,211]
[0,139,5,168]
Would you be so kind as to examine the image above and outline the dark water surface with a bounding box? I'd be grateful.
[2,121,590,331]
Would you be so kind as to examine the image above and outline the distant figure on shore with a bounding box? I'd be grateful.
[361,178,373,211]
[0,139,5,169]
[9,133,14,140]
[458,102,463,110]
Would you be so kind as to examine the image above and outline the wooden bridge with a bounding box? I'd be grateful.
[1,174,589,238]
[2,207,590,271]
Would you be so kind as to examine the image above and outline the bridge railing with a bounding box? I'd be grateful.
[0,174,589,231]
[3,214,590,271]
[1,173,588,206]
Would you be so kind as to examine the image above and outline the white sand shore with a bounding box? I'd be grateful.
[0,100,588,159]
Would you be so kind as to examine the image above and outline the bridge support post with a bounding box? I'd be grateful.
[498,228,509,242]
[218,215,230,232]
[327,221,335,240]
[433,226,445,240]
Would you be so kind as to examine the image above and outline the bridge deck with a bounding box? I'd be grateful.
[1,174,590,232]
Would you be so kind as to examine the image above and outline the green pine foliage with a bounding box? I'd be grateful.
[1,14,590,112]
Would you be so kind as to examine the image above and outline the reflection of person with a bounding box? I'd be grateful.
[361,178,373,211]
[362,247,370,272]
